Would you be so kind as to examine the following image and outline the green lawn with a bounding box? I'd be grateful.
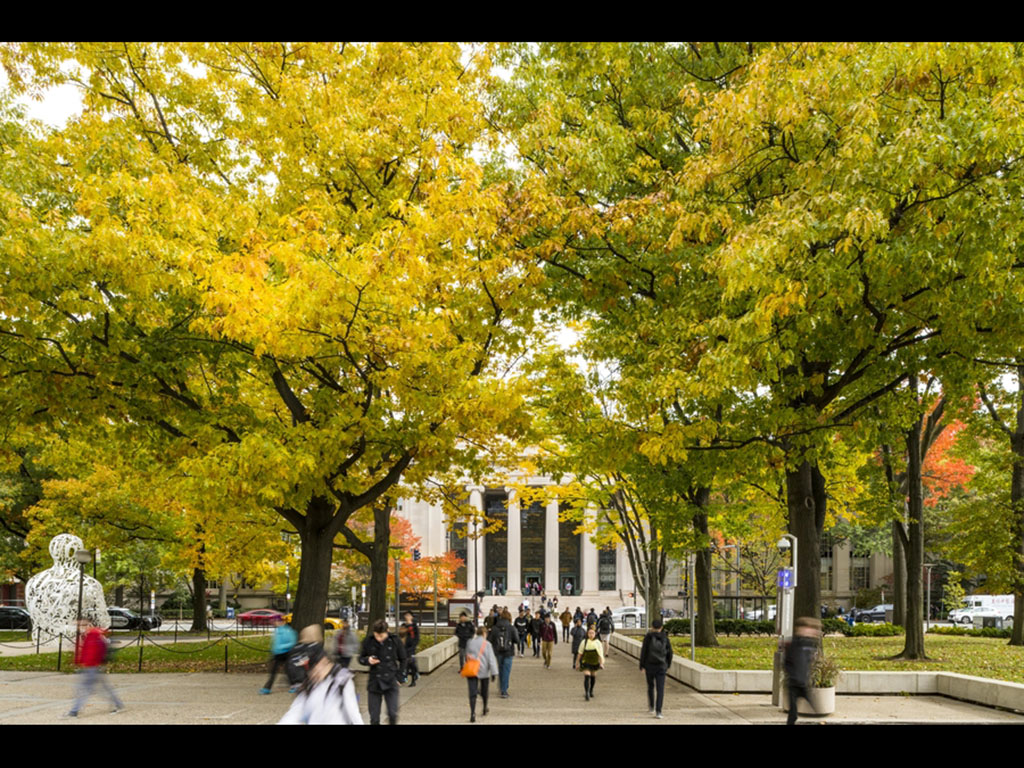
[671,635,1024,684]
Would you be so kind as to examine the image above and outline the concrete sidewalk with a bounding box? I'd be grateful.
[3,643,1024,724]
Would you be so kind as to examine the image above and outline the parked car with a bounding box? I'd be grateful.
[610,606,645,629]
[107,606,147,630]
[853,604,893,623]
[0,606,32,630]
[283,612,343,631]
[949,605,1012,626]
[237,609,284,627]
[744,605,777,621]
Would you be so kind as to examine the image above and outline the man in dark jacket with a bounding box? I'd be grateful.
[489,609,519,698]
[570,617,586,668]
[529,611,543,657]
[513,609,530,658]
[359,619,408,725]
[455,611,476,671]
[783,617,821,725]
[639,617,673,719]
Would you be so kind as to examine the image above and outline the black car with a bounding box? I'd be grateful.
[0,606,31,630]
[854,604,893,623]
[108,607,147,630]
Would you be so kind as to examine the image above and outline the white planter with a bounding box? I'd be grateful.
[782,686,836,716]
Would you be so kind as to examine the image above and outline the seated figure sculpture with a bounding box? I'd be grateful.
[25,533,110,642]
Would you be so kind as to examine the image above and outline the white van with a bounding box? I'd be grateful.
[950,595,1015,624]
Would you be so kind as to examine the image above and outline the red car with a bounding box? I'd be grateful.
[237,609,284,627]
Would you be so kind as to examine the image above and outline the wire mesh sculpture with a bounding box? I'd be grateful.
[25,534,110,642]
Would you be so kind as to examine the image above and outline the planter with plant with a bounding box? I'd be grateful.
[806,653,842,715]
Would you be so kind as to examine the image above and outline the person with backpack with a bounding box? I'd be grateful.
[576,625,604,701]
[539,613,558,669]
[65,617,124,718]
[639,617,673,719]
[359,619,408,725]
[462,625,498,722]
[261,615,298,694]
[597,610,614,656]
[278,625,363,724]
[489,609,519,698]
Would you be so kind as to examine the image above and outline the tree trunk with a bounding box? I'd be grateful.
[898,384,927,660]
[290,495,337,631]
[692,488,718,647]
[366,502,392,627]
[645,553,663,627]
[892,521,906,626]
[189,567,207,632]
[1009,407,1024,646]
[787,460,825,622]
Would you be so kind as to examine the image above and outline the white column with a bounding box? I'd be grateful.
[467,488,484,596]
[507,489,521,595]
[581,504,599,593]
[545,499,559,593]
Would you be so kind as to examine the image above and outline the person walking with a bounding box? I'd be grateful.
[639,617,673,719]
[559,607,573,642]
[335,618,360,669]
[359,619,407,725]
[513,609,530,658]
[278,626,363,724]
[463,625,499,722]
[65,618,124,718]
[569,617,586,668]
[400,611,420,686]
[489,609,518,698]
[261,615,298,694]
[455,611,476,671]
[576,626,605,701]
[529,610,543,657]
[598,609,614,656]
[539,613,558,669]
[783,617,822,725]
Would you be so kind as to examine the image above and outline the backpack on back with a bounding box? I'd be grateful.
[491,621,511,653]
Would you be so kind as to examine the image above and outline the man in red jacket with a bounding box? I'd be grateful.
[65,618,124,718]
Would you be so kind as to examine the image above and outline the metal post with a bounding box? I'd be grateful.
[689,553,696,663]
[925,563,936,632]
[432,563,439,643]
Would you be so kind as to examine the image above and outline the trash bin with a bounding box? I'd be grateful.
[226,607,235,619]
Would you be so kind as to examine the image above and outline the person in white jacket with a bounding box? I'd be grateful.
[279,626,363,725]
[464,625,499,723]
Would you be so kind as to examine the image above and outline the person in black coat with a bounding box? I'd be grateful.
[400,612,420,686]
[783,617,822,726]
[638,618,674,719]
[455,611,476,670]
[359,619,408,725]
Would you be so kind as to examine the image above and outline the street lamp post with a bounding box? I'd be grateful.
[924,563,937,632]
[74,548,93,649]
[772,534,798,707]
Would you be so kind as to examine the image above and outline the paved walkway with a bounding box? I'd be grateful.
[3,642,1024,724]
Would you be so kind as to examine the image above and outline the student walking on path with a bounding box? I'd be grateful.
[540,613,558,669]
[576,626,605,701]
[278,625,363,724]
[463,625,499,722]
[639,617,673,719]
[65,618,124,718]
[490,609,519,698]
[569,617,586,669]
[261,615,298,694]
[359,619,407,725]
[559,608,572,642]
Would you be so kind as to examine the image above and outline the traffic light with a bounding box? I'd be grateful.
[413,548,421,561]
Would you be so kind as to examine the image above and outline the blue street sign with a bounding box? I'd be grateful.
[777,568,793,589]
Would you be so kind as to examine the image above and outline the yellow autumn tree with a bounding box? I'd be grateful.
[0,43,541,628]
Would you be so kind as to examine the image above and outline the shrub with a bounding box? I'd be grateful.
[846,622,903,637]
[929,625,1012,639]
[811,654,842,687]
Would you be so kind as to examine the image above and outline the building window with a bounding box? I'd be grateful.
[598,547,616,591]
[820,537,834,593]
[850,556,870,591]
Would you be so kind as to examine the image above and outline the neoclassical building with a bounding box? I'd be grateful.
[397,477,637,601]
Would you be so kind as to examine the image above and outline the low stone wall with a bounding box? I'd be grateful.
[416,635,459,674]
[609,633,1024,713]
